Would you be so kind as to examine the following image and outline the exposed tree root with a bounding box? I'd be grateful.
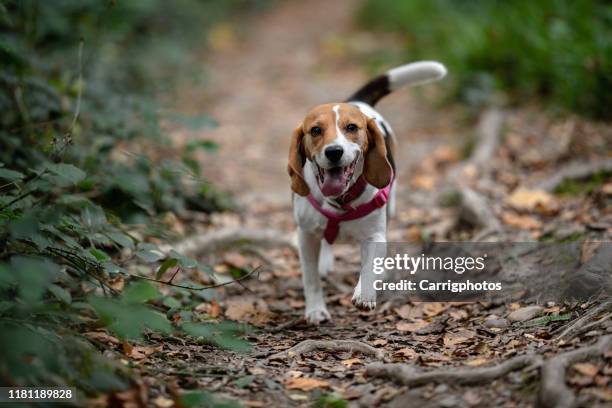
[535,159,612,193]
[366,354,538,387]
[469,108,506,167]
[366,335,612,408]
[554,299,612,342]
[270,339,386,361]
[172,228,297,255]
[538,334,612,408]
[458,186,502,231]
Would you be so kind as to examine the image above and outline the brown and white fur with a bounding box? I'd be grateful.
[288,61,447,324]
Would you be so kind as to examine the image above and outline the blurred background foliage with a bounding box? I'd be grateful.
[0,0,265,401]
[358,0,611,119]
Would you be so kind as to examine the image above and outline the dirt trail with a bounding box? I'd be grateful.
[180,0,456,209]
[157,1,611,407]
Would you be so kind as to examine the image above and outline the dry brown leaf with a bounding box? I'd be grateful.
[84,331,120,345]
[225,298,271,324]
[209,299,221,318]
[433,145,461,164]
[370,339,388,347]
[501,212,542,230]
[506,189,555,212]
[573,362,598,377]
[395,347,417,359]
[223,252,249,269]
[443,330,476,347]
[581,241,602,264]
[410,174,437,191]
[396,320,429,332]
[285,377,330,391]
[423,302,450,317]
[152,395,174,408]
[395,304,423,320]
[122,342,162,360]
[341,358,363,368]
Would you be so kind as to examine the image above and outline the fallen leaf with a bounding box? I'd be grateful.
[396,320,429,332]
[285,377,330,391]
[443,330,476,347]
[395,304,423,320]
[501,212,542,230]
[573,363,598,377]
[423,302,450,317]
[123,342,162,360]
[153,395,174,408]
[506,189,555,213]
[209,299,221,318]
[225,298,271,324]
[370,339,388,347]
[581,241,602,264]
[84,331,121,345]
[223,252,249,269]
[395,347,417,359]
[341,358,363,368]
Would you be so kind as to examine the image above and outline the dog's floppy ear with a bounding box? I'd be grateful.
[364,118,392,188]
[287,124,310,196]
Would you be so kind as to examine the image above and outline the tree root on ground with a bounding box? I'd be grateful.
[366,335,612,408]
[538,334,612,408]
[270,339,387,361]
[553,299,612,343]
[458,186,502,232]
[535,159,612,193]
[366,354,538,387]
[171,228,297,255]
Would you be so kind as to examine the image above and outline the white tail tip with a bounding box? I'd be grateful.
[388,61,447,91]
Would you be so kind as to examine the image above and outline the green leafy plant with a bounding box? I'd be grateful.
[0,0,265,397]
[357,0,612,119]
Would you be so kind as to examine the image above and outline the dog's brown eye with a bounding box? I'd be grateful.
[346,123,357,132]
[311,127,322,136]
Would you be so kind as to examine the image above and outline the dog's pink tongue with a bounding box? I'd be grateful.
[321,168,347,196]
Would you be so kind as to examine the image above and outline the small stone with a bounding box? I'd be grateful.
[434,384,449,394]
[484,318,509,329]
[507,305,544,322]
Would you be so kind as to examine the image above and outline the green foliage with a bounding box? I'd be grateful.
[314,392,348,408]
[521,312,572,328]
[555,171,612,196]
[357,0,612,119]
[0,0,263,397]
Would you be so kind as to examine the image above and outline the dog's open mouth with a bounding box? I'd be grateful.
[315,156,358,197]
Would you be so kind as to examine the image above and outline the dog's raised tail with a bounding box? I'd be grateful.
[347,61,447,106]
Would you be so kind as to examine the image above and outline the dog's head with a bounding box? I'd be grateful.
[288,103,392,197]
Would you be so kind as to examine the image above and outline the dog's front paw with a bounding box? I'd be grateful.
[352,287,376,311]
[305,307,331,325]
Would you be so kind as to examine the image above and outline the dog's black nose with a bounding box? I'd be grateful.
[325,145,344,162]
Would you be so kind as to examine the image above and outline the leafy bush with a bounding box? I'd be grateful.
[0,0,264,397]
[357,0,612,119]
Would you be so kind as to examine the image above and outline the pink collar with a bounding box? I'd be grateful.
[307,175,393,244]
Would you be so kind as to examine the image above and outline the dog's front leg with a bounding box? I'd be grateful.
[298,228,331,324]
[352,233,386,310]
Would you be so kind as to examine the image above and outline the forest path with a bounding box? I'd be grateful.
[155,1,611,407]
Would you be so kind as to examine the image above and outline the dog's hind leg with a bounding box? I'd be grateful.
[298,228,331,324]
[318,239,334,278]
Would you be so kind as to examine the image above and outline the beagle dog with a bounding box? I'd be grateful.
[288,62,447,324]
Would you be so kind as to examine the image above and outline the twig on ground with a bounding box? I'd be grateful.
[535,159,612,193]
[366,354,539,386]
[554,299,612,342]
[270,339,386,361]
[538,334,612,408]
[129,265,261,291]
[171,228,296,256]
